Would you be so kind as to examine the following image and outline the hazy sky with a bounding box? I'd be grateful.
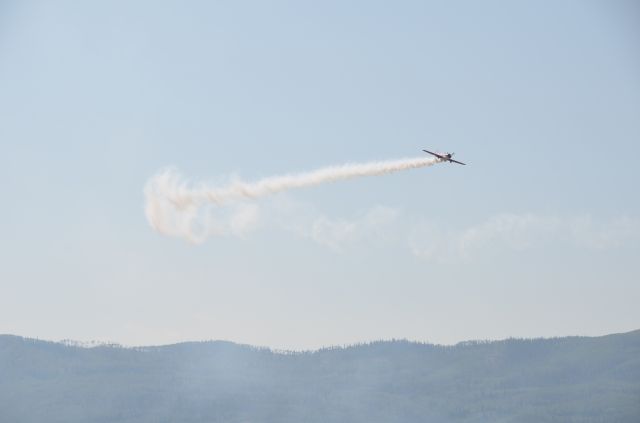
[1,1,639,349]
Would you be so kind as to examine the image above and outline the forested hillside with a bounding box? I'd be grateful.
[1,331,639,423]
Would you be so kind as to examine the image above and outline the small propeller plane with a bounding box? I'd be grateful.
[423,149,466,165]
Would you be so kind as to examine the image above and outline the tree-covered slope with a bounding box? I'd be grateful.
[1,330,639,423]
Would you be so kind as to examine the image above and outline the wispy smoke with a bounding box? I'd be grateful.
[144,157,439,242]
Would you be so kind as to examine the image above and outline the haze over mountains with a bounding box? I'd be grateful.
[1,330,639,423]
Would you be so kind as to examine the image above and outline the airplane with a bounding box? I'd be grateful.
[423,149,466,165]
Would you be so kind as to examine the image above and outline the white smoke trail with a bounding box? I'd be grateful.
[145,156,440,242]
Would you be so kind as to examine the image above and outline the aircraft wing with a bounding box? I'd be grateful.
[423,149,445,159]
[449,159,466,165]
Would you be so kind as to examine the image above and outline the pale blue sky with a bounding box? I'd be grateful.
[1,1,639,349]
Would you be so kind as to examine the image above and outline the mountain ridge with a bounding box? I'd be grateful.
[1,330,639,422]
[2,327,639,352]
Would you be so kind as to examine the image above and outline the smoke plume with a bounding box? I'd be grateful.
[145,156,439,242]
